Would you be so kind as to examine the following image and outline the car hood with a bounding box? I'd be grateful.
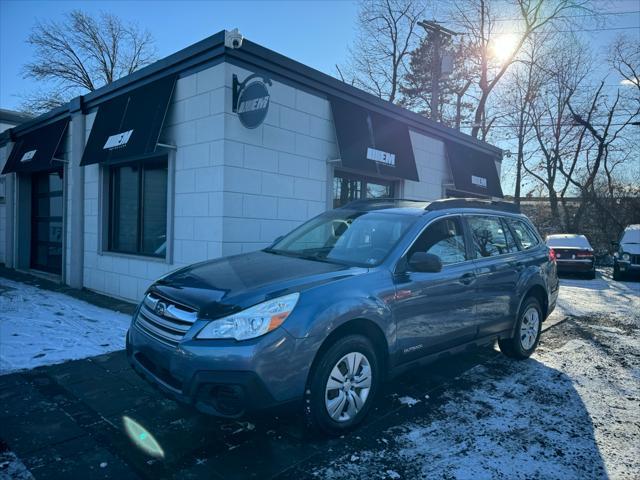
[621,243,640,255]
[150,250,364,319]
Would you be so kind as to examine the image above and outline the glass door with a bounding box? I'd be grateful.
[31,170,64,274]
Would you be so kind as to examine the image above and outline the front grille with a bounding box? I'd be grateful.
[631,255,640,265]
[134,293,198,347]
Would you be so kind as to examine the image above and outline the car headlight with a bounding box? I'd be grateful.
[622,253,631,261]
[196,293,300,341]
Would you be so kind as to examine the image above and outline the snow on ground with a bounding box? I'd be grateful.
[0,277,132,374]
[312,274,640,480]
[552,269,640,318]
[0,448,33,480]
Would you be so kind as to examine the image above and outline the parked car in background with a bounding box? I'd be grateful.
[546,234,596,279]
[127,198,559,434]
[612,225,640,280]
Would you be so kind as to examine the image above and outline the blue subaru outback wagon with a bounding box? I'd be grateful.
[127,198,559,434]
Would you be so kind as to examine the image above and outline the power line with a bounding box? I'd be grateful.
[470,10,640,22]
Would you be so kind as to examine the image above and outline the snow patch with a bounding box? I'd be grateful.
[0,278,132,374]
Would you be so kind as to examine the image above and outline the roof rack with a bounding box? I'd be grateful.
[340,198,430,210]
[425,198,521,213]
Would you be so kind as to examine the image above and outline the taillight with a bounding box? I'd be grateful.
[549,248,556,262]
[576,250,593,258]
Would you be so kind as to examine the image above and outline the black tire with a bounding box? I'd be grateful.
[304,335,380,435]
[613,265,623,281]
[499,297,543,360]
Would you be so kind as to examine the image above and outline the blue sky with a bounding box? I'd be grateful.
[1,0,638,111]
[0,0,359,110]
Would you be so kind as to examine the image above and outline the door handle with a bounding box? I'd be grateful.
[459,273,476,285]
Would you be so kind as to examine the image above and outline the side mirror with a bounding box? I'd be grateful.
[408,252,442,273]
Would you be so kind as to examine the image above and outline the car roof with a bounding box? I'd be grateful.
[339,198,521,216]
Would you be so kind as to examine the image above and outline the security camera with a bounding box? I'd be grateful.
[225,29,243,49]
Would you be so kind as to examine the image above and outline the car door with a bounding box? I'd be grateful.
[465,215,521,337]
[390,215,479,363]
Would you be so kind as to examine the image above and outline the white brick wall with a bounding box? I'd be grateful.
[220,64,337,254]
[78,61,462,303]
[83,64,228,302]
[403,130,452,201]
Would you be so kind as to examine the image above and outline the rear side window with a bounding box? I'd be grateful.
[506,218,540,250]
[500,218,520,253]
[467,216,515,257]
[408,217,467,265]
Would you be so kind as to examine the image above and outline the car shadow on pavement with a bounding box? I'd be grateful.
[0,338,608,479]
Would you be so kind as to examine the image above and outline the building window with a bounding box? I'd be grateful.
[108,156,168,257]
[333,171,394,208]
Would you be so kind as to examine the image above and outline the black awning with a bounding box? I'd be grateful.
[81,75,177,166]
[1,118,69,175]
[445,141,503,198]
[330,97,419,181]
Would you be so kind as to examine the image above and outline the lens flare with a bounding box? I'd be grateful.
[123,416,165,459]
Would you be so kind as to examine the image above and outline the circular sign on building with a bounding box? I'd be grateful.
[236,80,270,129]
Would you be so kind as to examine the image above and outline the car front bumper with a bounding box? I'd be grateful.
[616,260,640,274]
[126,320,314,418]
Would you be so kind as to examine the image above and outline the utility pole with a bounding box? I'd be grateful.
[418,20,458,122]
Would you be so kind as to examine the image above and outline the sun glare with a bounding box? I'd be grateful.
[491,34,519,63]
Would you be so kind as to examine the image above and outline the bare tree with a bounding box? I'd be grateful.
[22,10,156,113]
[609,35,640,95]
[452,0,589,139]
[523,37,591,224]
[497,34,547,204]
[338,0,425,103]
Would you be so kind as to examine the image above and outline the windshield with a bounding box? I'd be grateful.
[620,228,640,244]
[546,235,591,248]
[267,210,418,266]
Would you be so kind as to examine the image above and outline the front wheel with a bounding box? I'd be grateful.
[613,264,623,281]
[499,297,543,360]
[304,335,379,435]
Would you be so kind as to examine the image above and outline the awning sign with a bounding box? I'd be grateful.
[103,130,134,150]
[472,175,487,188]
[20,150,37,162]
[367,147,396,166]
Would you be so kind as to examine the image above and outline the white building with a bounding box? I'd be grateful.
[0,30,503,303]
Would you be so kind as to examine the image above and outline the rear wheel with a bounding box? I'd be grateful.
[304,335,379,435]
[499,297,542,360]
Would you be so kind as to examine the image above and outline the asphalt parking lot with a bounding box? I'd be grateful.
[1,270,638,479]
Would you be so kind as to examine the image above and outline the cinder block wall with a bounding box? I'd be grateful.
[404,130,451,201]
[219,64,337,256]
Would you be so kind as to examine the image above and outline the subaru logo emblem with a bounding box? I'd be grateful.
[155,302,166,317]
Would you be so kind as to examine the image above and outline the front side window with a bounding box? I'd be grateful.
[269,210,417,266]
[109,157,167,257]
[468,215,514,258]
[407,217,467,265]
[506,218,540,250]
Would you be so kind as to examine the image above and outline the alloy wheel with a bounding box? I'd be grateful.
[520,307,540,350]
[324,352,372,422]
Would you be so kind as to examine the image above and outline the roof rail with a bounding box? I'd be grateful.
[340,198,430,209]
[426,198,521,213]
